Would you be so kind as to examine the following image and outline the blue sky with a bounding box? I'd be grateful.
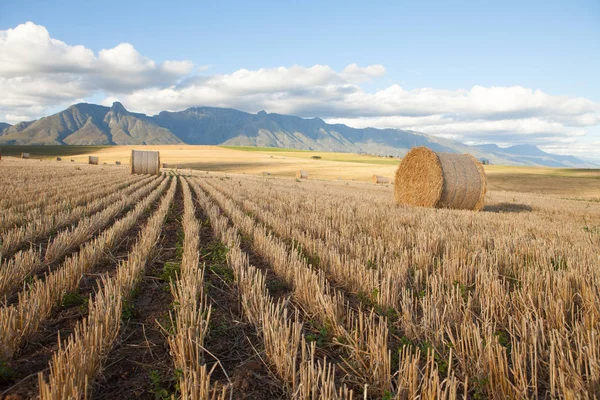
[1,0,599,159]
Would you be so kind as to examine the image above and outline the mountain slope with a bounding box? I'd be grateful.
[0,102,594,167]
[0,103,182,145]
[153,107,463,155]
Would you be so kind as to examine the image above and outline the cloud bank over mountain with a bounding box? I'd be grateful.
[1,22,599,159]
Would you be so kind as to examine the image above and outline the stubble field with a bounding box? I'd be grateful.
[0,155,599,399]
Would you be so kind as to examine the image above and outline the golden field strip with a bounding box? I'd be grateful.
[8,145,600,198]
[0,154,598,399]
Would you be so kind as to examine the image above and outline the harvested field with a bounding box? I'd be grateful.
[0,157,599,399]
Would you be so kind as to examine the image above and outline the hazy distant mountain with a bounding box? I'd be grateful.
[0,102,595,167]
[474,143,596,168]
[153,107,460,155]
[0,122,11,132]
[0,102,181,145]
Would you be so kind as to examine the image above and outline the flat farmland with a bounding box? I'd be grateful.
[3,145,600,199]
[0,156,599,399]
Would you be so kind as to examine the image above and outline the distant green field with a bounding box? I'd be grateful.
[0,145,109,158]
[220,146,310,152]
[221,145,401,165]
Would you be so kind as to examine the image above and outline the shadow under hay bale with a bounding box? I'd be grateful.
[483,203,533,213]
[394,147,486,211]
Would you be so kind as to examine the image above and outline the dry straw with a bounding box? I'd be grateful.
[88,156,99,165]
[131,150,161,175]
[296,170,309,179]
[371,175,390,184]
[394,147,486,210]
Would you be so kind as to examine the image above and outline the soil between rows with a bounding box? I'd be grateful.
[91,179,182,399]
[195,178,356,397]
[0,179,165,400]
[191,178,287,400]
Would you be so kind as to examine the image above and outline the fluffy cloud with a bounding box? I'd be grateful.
[1,22,599,159]
[0,22,194,120]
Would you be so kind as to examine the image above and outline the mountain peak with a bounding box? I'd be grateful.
[257,110,267,117]
[110,101,127,114]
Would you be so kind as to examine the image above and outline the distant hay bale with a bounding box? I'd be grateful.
[56,157,62,161]
[394,147,486,211]
[115,161,121,165]
[88,156,99,165]
[372,175,390,184]
[262,171,271,176]
[131,150,160,175]
[21,153,30,159]
[296,170,308,179]
[71,159,75,162]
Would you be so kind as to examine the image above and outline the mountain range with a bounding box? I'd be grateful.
[0,102,595,167]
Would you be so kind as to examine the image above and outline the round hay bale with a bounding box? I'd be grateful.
[115,161,121,165]
[21,153,30,159]
[296,170,308,179]
[56,157,62,161]
[394,147,486,211]
[88,156,99,165]
[131,150,160,175]
[262,171,271,176]
[372,175,390,184]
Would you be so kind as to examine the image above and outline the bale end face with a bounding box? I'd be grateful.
[394,147,444,208]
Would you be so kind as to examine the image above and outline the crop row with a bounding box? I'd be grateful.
[38,177,177,398]
[0,176,169,361]
[202,174,600,398]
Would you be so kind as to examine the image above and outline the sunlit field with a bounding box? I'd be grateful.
[0,156,598,399]
[3,145,600,198]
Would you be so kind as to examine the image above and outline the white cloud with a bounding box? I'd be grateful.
[0,22,195,122]
[1,22,599,159]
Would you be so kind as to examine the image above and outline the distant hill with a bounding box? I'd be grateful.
[0,103,181,145]
[474,143,595,168]
[0,102,595,167]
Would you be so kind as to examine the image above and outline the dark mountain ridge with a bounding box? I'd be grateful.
[0,102,595,167]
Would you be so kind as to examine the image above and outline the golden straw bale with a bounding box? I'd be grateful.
[296,170,308,179]
[371,175,390,184]
[131,150,161,175]
[21,153,30,159]
[394,147,486,211]
[88,156,99,165]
